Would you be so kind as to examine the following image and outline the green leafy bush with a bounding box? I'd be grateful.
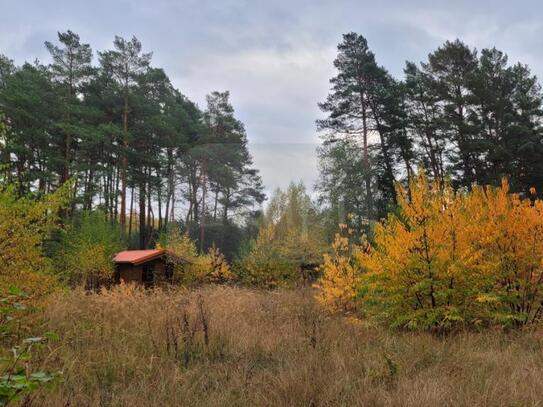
[0,287,62,406]
[234,183,326,288]
[53,211,124,289]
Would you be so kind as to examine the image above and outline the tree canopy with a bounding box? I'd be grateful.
[0,30,265,257]
[317,33,543,231]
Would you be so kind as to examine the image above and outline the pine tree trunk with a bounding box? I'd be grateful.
[190,168,199,224]
[199,164,207,254]
[158,186,162,230]
[147,169,152,232]
[213,189,218,220]
[84,167,94,210]
[62,132,71,185]
[186,182,193,225]
[105,169,112,220]
[61,81,73,186]
[101,175,107,215]
[120,94,128,231]
[222,189,229,225]
[139,181,146,249]
[128,184,134,240]
[114,166,120,222]
[164,149,174,227]
[418,89,442,183]
[360,92,373,221]
[371,109,397,204]
[170,193,175,223]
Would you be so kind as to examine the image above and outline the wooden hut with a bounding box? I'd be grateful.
[113,249,188,286]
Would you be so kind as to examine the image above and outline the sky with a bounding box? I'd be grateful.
[2,0,543,196]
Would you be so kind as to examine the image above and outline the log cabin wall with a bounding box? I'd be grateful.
[118,263,143,283]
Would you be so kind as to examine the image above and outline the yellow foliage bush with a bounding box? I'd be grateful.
[159,227,232,286]
[315,227,366,313]
[0,184,70,301]
[201,245,233,284]
[318,171,543,329]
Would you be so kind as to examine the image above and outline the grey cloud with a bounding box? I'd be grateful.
[2,0,543,194]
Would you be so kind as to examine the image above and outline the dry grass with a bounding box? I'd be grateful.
[37,284,543,406]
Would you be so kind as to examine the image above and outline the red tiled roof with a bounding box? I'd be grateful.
[113,249,165,265]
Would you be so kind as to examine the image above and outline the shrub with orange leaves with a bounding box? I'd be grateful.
[318,171,543,330]
[360,173,487,329]
[467,181,543,326]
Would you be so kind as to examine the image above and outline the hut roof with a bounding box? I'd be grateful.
[113,249,165,265]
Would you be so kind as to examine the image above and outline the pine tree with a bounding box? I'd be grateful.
[0,62,61,193]
[317,33,377,221]
[424,40,480,186]
[404,61,446,181]
[0,32,266,257]
[317,33,411,223]
[98,36,152,230]
[45,30,93,186]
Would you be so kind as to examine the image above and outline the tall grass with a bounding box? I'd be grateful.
[40,285,543,406]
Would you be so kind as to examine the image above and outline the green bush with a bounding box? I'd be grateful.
[0,287,62,406]
[53,211,124,289]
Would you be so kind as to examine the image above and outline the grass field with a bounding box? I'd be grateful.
[38,285,543,406]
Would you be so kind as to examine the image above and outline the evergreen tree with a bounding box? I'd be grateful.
[317,33,411,223]
[318,32,543,234]
[317,33,377,222]
[424,40,480,186]
[45,30,93,185]
[0,62,61,193]
[185,91,265,253]
[98,36,152,230]
[404,61,446,181]
[471,52,543,193]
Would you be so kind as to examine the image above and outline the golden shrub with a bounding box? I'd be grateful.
[159,228,232,286]
[0,184,70,300]
[315,230,366,313]
[318,171,543,329]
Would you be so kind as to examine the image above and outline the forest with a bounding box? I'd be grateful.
[0,32,265,258]
[317,33,543,233]
[2,29,543,406]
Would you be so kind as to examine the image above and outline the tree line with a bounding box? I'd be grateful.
[317,33,543,234]
[0,31,265,255]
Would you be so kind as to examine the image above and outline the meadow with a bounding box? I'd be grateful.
[34,285,543,406]
[4,18,543,407]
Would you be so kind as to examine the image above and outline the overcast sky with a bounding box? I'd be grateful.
[2,0,543,196]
